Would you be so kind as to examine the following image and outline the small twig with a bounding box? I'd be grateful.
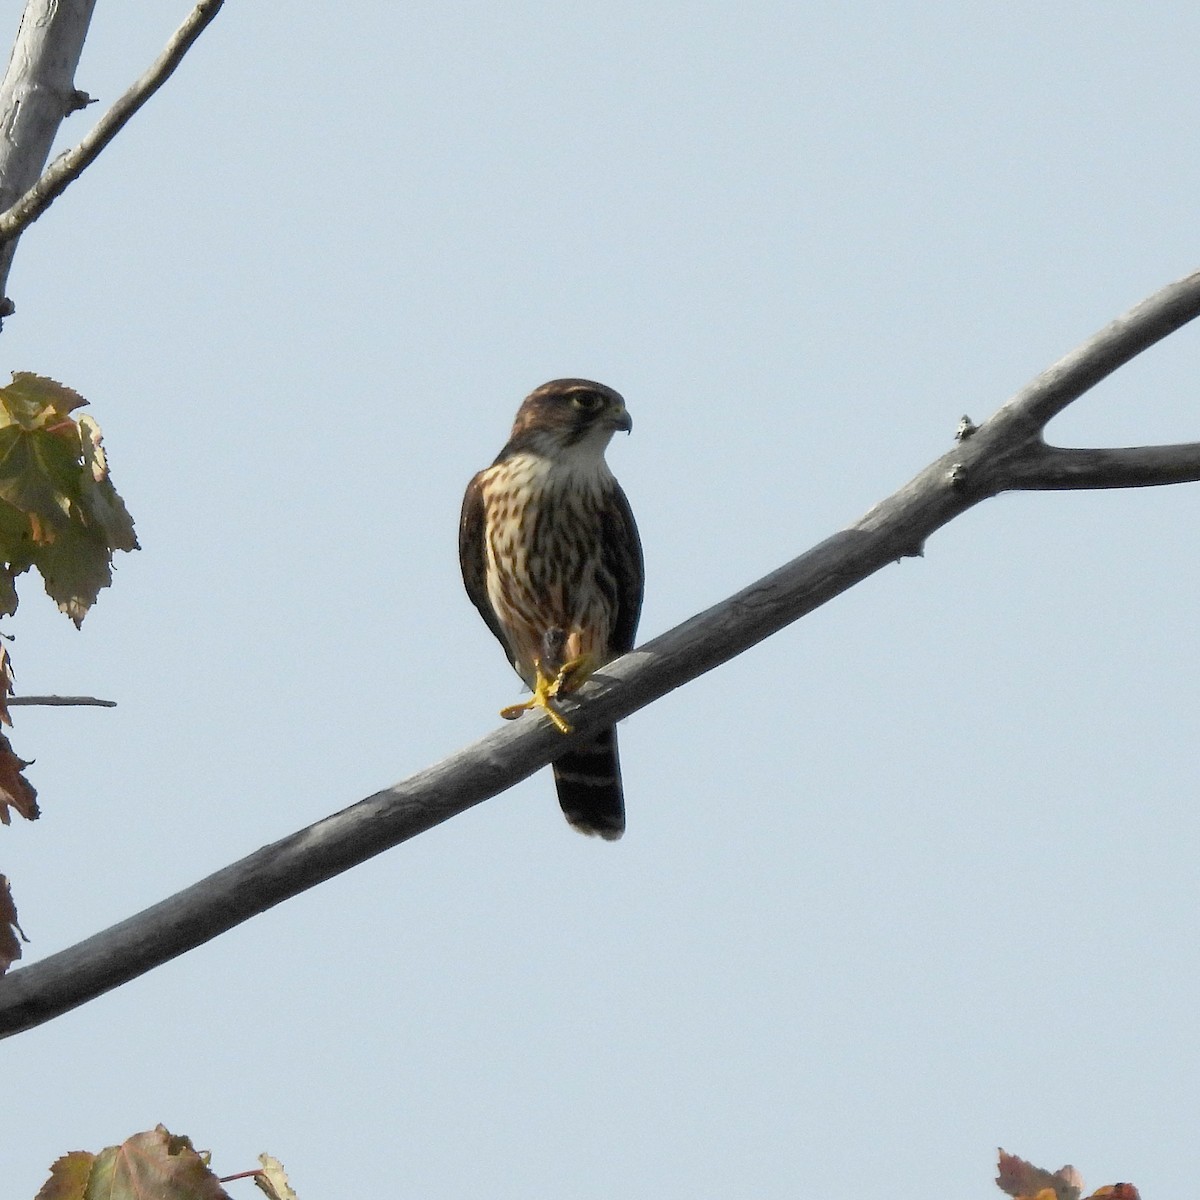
[0,0,224,244]
[7,695,116,707]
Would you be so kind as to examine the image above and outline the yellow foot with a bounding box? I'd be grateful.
[500,661,575,734]
[550,653,596,698]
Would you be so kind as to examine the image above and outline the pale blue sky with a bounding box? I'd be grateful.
[4,3,1199,1196]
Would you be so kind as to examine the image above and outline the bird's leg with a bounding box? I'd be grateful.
[498,632,598,734]
[537,625,598,700]
[540,628,569,676]
[549,653,596,697]
[499,657,575,734]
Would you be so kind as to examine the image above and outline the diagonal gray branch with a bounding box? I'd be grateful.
[2,268,1199,1039]
[0,0,223,319]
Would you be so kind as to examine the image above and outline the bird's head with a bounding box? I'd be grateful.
[504,379,632,461]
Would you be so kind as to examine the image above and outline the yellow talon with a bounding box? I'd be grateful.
[550,653,595,697]
[500,660,575,734]
[499,653,600,734]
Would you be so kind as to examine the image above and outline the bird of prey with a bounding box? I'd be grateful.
[459,379,644,840]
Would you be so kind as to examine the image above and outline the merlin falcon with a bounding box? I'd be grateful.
[459,379,644,839]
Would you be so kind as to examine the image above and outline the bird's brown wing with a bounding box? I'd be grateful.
[601,481,644,655]
[459,472,516,670]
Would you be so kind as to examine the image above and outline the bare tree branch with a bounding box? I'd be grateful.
[0,0,223,316]
[0,0,98,314]
[2,268,1199,1039]
[1000,441,1200,491]
[981,270,1200,438]
[7,695,115,707]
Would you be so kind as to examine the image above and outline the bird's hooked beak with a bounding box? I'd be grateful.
[608,404,633,434]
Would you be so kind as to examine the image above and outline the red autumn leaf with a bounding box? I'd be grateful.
[997,1149,1083,1200]
[0,874,26,975]
[35,1126,231,1200]
[0,729,37,823]
[0,638,11,726]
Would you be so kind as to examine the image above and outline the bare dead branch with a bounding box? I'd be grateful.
[0,0,223,252]
[1001,441,1200,491]
[981,269,1200,439]
[2,268,1199,1039]
[7,695,116,707]
[0,0,99,312]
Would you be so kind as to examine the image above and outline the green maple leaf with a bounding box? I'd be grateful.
[0,422,81,527]
[0,371,86,430]
[78,415,139,553]
[36,521,114,629]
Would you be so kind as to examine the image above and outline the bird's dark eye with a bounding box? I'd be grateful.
[569,391,603,412]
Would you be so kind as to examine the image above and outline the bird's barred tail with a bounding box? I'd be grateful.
[553,726,625,840]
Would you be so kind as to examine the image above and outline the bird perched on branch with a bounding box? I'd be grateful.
[459,379,644,840]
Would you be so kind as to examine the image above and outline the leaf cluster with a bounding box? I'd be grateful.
[0,373,136,972]
[0,372,138,627]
